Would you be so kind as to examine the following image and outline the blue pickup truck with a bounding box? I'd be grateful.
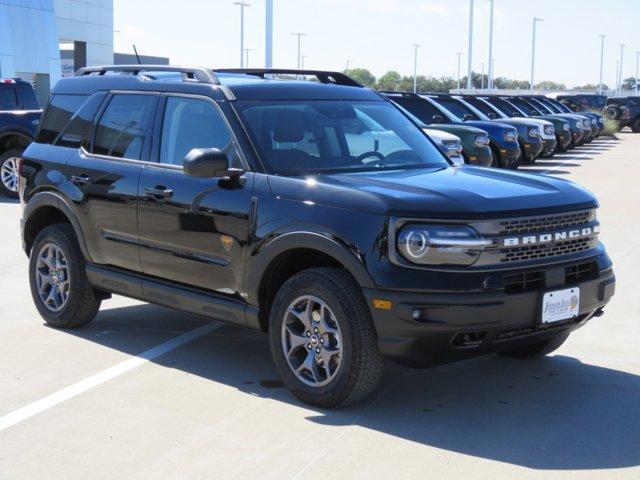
[0,79,41,198]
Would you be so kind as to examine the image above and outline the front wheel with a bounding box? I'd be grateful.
[498,332,570,359]
[268,267,383,408]
[631,117,640,133]
[0,148,23,198]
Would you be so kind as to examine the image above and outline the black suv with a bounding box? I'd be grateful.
[604,97,640,132]
[20,66,615,408]
[0,78,41,197]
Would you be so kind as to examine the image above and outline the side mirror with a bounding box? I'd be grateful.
[183,148,240,178]
[463,114,473,121]
[487,112,497,119]
[432,114,444,124]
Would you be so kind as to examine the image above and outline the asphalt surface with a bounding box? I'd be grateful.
[0,134,638,479]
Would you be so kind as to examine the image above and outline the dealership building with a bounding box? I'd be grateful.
[0,0,114,103]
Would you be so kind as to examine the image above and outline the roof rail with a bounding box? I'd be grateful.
[75,65,220,85]
[378,91,423,98]
[214,68,363,87]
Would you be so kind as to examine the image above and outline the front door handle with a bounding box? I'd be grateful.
[71,174,94,186]
[145,185,174,200]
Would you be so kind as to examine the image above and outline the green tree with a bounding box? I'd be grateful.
[534,80,567,91]
[377,71,402,91]
[344,68,376,88]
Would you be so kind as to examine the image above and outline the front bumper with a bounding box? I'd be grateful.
[464,148,493,167]
[521,138,544,161]
[570,130,584,147]
[556,131,572,149]
[497,145,521,168]
[541,138,558,156]
[364,261,615,368]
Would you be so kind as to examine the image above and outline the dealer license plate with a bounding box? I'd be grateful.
[541,288,580,324]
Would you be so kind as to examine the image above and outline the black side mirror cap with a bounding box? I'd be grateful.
[183,148,242,178]
[432,114,444,123]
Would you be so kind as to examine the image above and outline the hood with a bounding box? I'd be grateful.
[268,166,597,219]
[428,123,487,136]
[464,120,517,138]
[423,128,460,142]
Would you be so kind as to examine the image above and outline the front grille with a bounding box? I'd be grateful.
[503,271,544,294]
[565,262,597,284]
[499,238,594,263]
[498,210,593,236]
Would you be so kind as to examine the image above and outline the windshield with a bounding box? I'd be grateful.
[529,98,553,114]
[389,96,455,125]
[236,100,448,175]
[464,97,507,119]
[546,98,570,113]
[487,98,527,118]
[431,97,481,121]
[509,98,541,116]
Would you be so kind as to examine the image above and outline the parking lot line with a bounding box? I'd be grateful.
[540,140,616,175]
[0,321,221,432]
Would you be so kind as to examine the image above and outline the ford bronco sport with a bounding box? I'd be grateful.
[19,66,615,408]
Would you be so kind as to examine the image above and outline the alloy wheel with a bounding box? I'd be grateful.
[1,157,19,193]
[35,243,71,312]
[281,295,343,387]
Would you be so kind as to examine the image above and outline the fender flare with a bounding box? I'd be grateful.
[245,230,376,306]
[22,191,92,261]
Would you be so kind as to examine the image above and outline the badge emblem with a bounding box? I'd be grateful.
[221,235,233,252]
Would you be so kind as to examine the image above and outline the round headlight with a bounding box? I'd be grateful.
[405,231,430,259]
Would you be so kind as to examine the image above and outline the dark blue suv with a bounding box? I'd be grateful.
[19,66,615,408]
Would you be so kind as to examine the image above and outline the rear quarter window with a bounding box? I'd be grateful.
[37,95,89,144]
[0,87,18,110]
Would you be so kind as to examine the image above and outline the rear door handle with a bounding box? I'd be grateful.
[145,186,174,200]
[71,174,94,186]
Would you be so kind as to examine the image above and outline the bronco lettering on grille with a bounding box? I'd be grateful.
[503,225,599,247]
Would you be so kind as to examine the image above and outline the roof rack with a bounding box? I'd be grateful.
[214,68,363,87]
[75,65,220,85]
[378,91,423,98]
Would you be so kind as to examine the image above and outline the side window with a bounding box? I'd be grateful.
[93,94,155,160]
[15,84,40,110]
[55,92,107,148]
[36,95,88,144]
[0,88,17,110]
[160,96,240,167]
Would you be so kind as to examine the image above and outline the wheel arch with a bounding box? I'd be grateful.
[22,191,92,262]
[0,130,33,155]
[246,232,376,332]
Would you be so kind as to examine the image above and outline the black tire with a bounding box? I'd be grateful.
[518,141,533,165]
[498,331,570,359]
[268,267,383,408]
[0,148,23,199]
[631,117,640,133]
[604,105,621,121]
[29,223,101,328]
[489,144,501,168]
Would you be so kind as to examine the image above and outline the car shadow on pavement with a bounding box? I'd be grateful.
[62,302,640,472]
[0,197,19,204]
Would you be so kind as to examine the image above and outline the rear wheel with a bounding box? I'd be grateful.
[268,267,383,408]
[0,148,22,198]
[498,332,569,359]
[29,224,101,328]
[631,117,640,133]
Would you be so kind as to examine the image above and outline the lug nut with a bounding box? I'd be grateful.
[316,348,321,354]
[314,328,319,333]
[307,344,312,350]
[320,338,324,344]
[306,331,311,337]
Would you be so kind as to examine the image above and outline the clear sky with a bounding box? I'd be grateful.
[114,0,640,88]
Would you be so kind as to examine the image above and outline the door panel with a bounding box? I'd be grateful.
[138,95,253,295]
[138,167,254,295]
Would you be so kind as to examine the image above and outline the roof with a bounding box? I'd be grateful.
[52,65,385,102]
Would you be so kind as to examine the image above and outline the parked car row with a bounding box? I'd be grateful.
[556,93,640,133]
[384,91,604,170]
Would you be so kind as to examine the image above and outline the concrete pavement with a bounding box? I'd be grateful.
[0,134,638,479]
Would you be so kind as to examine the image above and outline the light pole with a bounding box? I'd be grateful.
[244,48,255,67]
[598,34,606,95]
[467,0,474,90]
[530,17,543,91]
[265,0,273,68]
[618,43,625,97]
[302,55,310,69]
[492,58,495,89]
[346,59,353,75]
[233,1,251,68]
[291,32,307,69]
[456,51,463,91]
[411,44,420,93]
[487,0,494,90]
[635,51,639,94]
